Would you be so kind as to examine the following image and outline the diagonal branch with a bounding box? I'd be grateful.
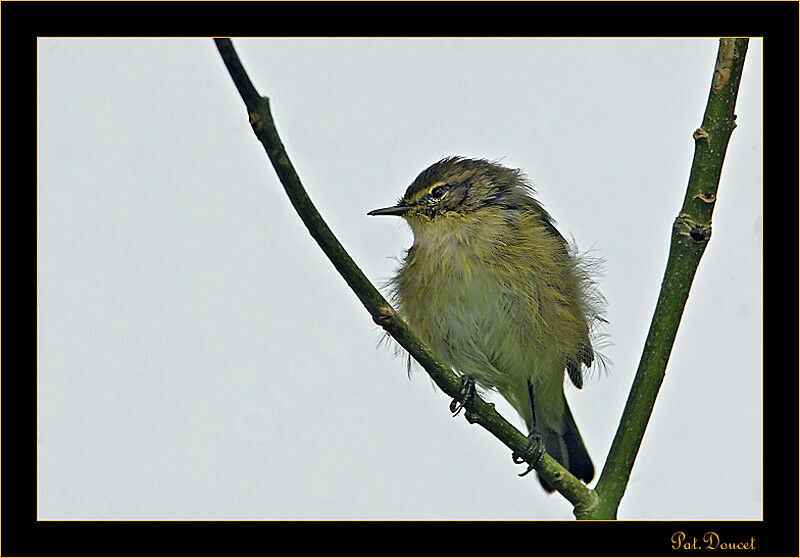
[212,38,597,513]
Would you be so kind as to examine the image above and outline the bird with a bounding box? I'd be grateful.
[368,156,603,491]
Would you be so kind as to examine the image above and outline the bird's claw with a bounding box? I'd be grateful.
[449,377,476,417]
[512,433,545,477]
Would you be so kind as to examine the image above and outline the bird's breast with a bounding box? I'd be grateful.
[398,229,521,361]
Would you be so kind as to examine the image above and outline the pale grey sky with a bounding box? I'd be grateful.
[38,38,762,520]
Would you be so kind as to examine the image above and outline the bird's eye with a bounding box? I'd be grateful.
[430,185,450,199]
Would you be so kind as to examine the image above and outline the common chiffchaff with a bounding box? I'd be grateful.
[369,157,603,491]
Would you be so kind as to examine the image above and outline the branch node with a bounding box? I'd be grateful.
[373,307,395,328]
[675,214,712,243]
[693,192,716,203]
[693,127,709,141]
[464,410,478,424]
[690,226,709,242]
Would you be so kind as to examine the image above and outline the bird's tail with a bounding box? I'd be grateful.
[537,398,594,492]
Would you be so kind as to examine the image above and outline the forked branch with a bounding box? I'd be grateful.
[212,37,748,519]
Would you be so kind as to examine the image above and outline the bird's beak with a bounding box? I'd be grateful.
[367,203,410,217]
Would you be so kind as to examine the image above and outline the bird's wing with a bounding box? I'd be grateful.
[534,211,596,390]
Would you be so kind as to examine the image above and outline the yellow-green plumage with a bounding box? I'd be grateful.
[371,157,601,490]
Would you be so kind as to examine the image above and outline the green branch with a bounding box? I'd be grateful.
[213,37,748,520]
[583,38,749,520]
[212,38,597,513]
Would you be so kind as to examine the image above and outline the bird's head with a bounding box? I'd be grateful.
[368,157,534,226]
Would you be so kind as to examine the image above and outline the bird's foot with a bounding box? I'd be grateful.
[449,376,476,417]
[512,432,545,477]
